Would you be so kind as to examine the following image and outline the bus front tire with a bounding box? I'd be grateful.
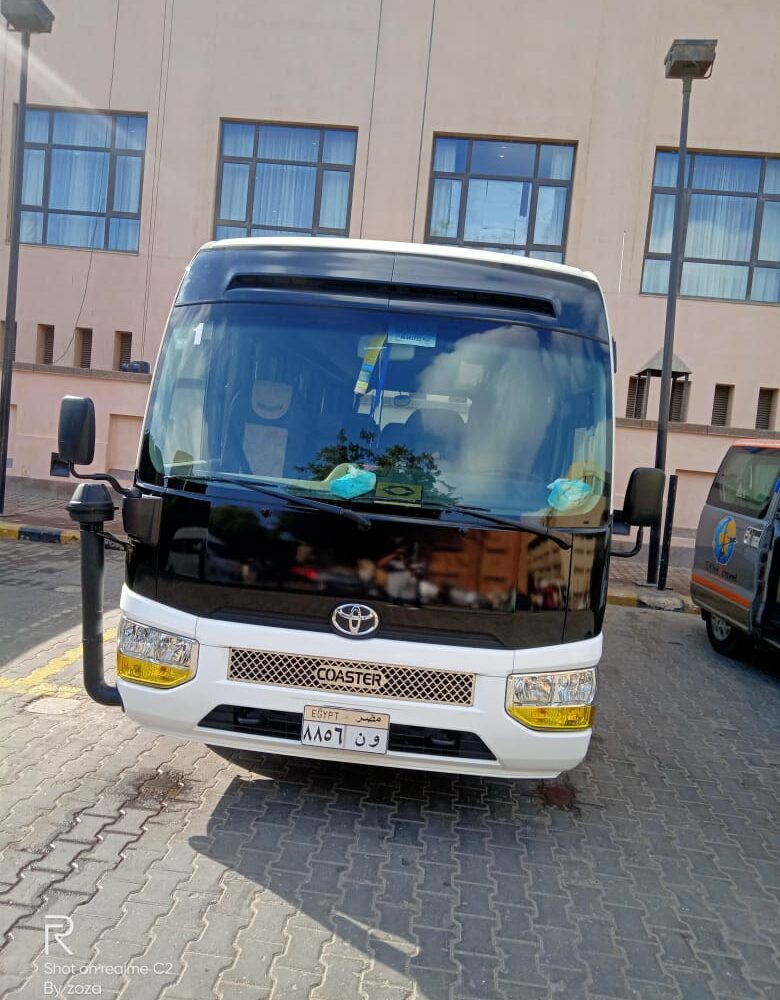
[705,612,750,658]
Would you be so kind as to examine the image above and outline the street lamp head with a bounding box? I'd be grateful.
[664,39,717,80]
[1,0,54,33]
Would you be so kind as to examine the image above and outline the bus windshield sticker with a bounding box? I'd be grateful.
[387,330,437,348]
[375,481,423,503]
[193,322,204,345]
[354,334,386,395]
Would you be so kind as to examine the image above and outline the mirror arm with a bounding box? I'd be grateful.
[611,525,644,559]
[69,462,138,499]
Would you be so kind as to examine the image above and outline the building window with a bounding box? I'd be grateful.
[756,387,777,430]
[625,375,649,418]
[75,327,92,369]
[426,136,576,261]
[114,330,132,370]
[20,108,147,252]
[214,122,357,239]
[642,151,780,303]
[669,379,689,423]
[711,384,733,426]
[36,324,54,364]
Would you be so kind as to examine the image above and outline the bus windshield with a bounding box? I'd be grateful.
[143,301,612,526]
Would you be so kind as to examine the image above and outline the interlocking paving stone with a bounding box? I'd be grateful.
[0,544,778,1000]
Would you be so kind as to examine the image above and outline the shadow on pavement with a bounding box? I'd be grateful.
[189,754,578,997]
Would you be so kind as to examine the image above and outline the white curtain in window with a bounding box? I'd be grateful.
[681,262,748,299]
[48,213,104,249]
[319,170,349,230]
[433,138,465,172]
[648,194,675,254]
[533,186,566,246]
[21,148,45,205]
[539,145,574,181]
[430,178,461,238]
[108,218,140,252]
[253,163,316,229]
[53,112,110,148]
[219,162,249,222]
[685,194,755,262]
[693,155,760,193]
[465,179,529,245]
[751,268,780,303]
[323,131,356,166]
[259,125,319,162]
[641,259,670,294]
[758,201,780,262]
[49,149,109,212]
[113,156,142,214]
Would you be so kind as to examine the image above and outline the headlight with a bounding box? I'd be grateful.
[117,616,198,688]
[506,668,596,730]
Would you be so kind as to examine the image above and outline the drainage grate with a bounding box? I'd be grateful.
[228,648,475,706]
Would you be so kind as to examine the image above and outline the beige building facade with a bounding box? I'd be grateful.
[1,0,778,529]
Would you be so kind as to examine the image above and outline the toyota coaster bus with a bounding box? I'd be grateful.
[58,238,662,779]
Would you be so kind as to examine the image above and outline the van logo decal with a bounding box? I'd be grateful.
[331,603,380,638]
[713,516,737,566]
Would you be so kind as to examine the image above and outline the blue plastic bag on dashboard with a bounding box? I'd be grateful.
[330,465,377,499]
[546,478,592,511]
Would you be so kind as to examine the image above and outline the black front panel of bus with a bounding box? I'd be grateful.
[126,492,608,650]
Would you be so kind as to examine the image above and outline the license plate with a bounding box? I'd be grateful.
[301,706,389,754]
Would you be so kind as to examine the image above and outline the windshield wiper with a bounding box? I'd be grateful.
[184,474,372,530]
[433,502,572,549]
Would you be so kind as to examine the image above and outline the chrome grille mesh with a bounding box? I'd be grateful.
[227,648,475,706]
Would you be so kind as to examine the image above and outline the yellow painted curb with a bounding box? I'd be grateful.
[0,523,21,540]
[607,588,639,608]
[0,627,117,696]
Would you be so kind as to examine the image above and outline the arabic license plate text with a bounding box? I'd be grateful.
[301,706,389,755]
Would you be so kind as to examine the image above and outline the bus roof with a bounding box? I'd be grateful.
[178,237,609,341]
[199,236,599,284]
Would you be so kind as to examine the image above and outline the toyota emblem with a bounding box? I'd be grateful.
[331,603,380,639]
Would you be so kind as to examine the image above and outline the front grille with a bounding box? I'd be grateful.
[199,705,495,761]
[228,648,475,706]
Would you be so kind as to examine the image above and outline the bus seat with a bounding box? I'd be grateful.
[381,407,464,462]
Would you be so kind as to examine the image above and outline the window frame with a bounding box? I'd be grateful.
[19,106,147,254]
[641,148,780,304]
[213,119,358,239]
[424,134,577,261]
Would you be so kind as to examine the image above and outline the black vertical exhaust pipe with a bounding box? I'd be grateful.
[67,482,123,707]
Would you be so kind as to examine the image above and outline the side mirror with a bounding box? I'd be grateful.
[58,396,96,466]
[620,467,666,527]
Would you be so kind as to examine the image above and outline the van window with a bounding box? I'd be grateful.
[707,446,780,519]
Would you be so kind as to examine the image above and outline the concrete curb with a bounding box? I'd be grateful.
[607,585,698,615]
[0,522,79,545]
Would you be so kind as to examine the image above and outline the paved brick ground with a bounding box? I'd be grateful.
[0,550,778,999]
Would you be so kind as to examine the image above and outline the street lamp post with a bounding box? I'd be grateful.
[0,0,54,514]
[646,38,717,585]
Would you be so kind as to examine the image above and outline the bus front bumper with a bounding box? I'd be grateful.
[118,587,601,780]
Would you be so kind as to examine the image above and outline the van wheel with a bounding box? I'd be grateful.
[705,612,749,658]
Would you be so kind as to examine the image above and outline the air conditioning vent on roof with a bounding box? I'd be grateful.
[224,274,557,318]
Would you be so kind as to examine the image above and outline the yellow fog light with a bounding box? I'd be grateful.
[117,616,198,689]
[117,653,194,689]
[506,668,596,731]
